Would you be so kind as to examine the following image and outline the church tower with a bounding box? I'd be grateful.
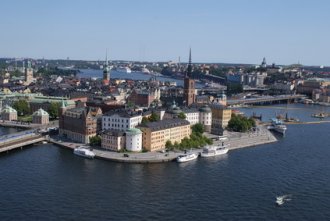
[103,51,110,86]
[183,48,195,106]
[25,60,33,85]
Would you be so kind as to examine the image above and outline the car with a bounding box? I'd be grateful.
[123,154,129,157]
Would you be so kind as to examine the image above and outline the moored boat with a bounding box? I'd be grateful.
[269,118,287,136]
[200,145,229,158]
[176,152,198,163]
[73,146,95,159]
[116,66,132,73]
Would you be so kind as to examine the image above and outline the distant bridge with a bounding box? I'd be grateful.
[227,94,306,106]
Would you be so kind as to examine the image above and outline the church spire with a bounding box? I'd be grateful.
[186,48,192,78]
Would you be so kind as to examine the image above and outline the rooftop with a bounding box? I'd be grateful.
[139,119,190,132]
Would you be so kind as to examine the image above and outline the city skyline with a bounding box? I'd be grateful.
[1,0,330,66]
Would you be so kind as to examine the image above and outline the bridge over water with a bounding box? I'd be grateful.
[227,94,306,106]
[0,130,46,153]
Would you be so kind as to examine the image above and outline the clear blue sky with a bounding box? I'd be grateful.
[1,0,330,65]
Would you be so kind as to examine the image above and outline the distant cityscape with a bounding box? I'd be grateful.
[0,50,330,157]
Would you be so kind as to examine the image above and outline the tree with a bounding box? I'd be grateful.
[165,140,173,150]
[178,112,186,119]
[141,116,149,125]
[89,136,101,146]
[148,112,160,122]
[227,114,256,132]
[48,102,60,119]
[13,99,30,116]
[191,123,204,134]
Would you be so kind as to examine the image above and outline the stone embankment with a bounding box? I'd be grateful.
[49,126,277,164]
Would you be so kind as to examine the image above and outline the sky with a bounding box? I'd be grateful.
[1,0,330,66]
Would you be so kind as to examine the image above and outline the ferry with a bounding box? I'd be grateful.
[73,146,95,159]
[200,145,229,158]
[116,66,132,73]
[176,152,198,163]
[269,118,287,136]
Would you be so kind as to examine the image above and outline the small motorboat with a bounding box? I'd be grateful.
[276,194,291,206]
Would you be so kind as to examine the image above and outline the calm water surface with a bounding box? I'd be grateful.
[1,104,330,221]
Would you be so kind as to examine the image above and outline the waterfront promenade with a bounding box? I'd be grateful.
[49,126,277,163]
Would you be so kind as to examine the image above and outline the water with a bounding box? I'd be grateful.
[1,104,330,220]
[78,69,204,88]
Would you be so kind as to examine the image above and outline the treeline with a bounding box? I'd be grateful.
[165,123,213,150]
[227,114,256,132]
[37,67,78,77]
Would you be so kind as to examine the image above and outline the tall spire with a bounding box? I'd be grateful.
[186,48,192,78]
[105,49,108,66]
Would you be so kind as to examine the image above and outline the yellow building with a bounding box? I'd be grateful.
[139,119,191,152]
[210,104,232,135]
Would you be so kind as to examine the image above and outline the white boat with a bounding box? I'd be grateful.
[116,66,132,73]
[276,196,285,206]
[276,194,292,206]
[73,146,95,159]
[176,152,198,163]
[270,118,287,135]
[200,145,229,157]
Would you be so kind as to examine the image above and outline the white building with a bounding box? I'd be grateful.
[102,111,142,131]
[125,128,142,152]
[198,105,212,132]
[184,109,200,125]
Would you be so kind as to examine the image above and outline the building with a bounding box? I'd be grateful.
[103,52,110,86]
[1,105,17,121]
[101,129,125,151]
[32,108,49,125]
[139,119,191,151]
[210,104,232,135]
[183,49,195,106]
[102,110,142,131]
[198,105,212,132]
[29,96,76,113]
[25,60,33,85]
[183,108,200,125]
[59,102,102,144]
[127,89,160,107]
[125,128,142,152]
[297,78,330,95]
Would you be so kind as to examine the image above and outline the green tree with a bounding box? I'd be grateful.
[191,123,204,134]
[178,112,186,119]
[13,99,30,116]
[165,140,173,150]
[148,112,160,122]
[48,102,60,119]
[141,116,150,125]
[89,135,101,146]
[227,114,256,132]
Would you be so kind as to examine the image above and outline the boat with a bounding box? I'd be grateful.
[42,141,48,144]
[276,194,292,206]
[311,113,326,119]
[200,145,229,157]
[176,152,198,163]
[270,118,287,135]
[276,196,285,206]
[116,66,132,73]
[73,146,95,159]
